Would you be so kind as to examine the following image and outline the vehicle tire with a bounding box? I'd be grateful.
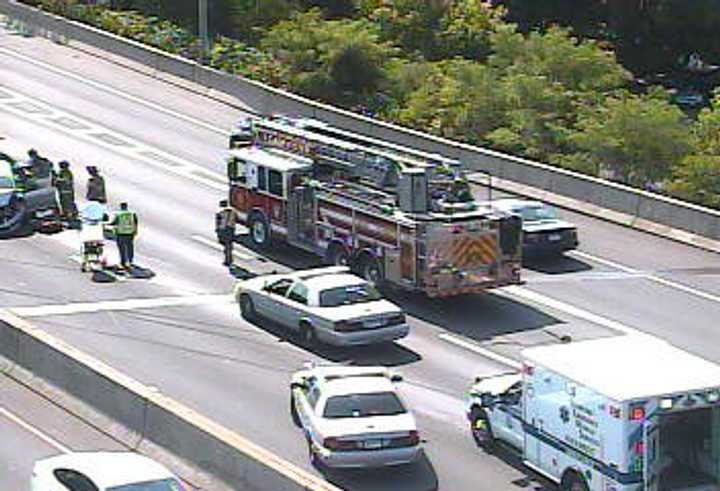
[0,197,28,236]
[298,322,317,349]
[239,294,256,321]
[290,394,301,427]
[561,473,589,491]
[248,213,271,248]
[326,243,350,267]
[361,256,384,285]
[470,408,495,450]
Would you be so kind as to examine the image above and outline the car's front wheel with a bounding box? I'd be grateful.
[239,294,256,321]
[470,408,495,450]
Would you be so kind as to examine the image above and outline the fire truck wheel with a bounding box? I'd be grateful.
[561,472,589,491]
[249,213,271,248]
[327,243,350,266]
[361,257,384,285]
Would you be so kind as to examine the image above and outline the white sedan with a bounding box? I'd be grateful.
[290,364,421,469]
[233,266,409,347]
[31,451,184,491]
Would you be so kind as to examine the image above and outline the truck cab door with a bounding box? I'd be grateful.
[644,417,661,491]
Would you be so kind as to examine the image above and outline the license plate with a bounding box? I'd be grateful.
[364,439,383,449]
[548,233,562,241]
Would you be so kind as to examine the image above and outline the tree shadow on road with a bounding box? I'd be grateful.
[320,451,439,491]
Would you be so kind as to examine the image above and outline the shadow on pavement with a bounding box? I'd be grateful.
[523,254,592,275]
[321,451,438,491]
[474,442,553,491]
[249,315,422,367]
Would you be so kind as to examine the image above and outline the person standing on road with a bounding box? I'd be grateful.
[54,161,77,219]
[111,202,138,271]
[215,199,237,267]
[86,166,107,204]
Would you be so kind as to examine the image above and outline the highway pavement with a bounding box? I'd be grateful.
[2,25,720,491]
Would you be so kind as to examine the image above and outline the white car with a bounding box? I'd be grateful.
[290,365,421,469]
[31,451,184,490]
[233,266,409,347]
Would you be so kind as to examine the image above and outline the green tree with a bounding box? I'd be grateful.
[570,91,692,186]
[261,10,395,103]
[439,0,506,60]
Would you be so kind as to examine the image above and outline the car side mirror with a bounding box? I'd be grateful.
[390,374,403,383]
[475,376,484,384]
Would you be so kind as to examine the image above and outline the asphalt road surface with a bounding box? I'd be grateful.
[2,25,720,491]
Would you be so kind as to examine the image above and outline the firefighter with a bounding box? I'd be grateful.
[215,199,237,267]
[86,166,107,204]
[110,202,138,271]
[54,161,77,219]
[449,176,473,203]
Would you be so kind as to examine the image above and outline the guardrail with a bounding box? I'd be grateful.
[2,0,720,247]
[0,310,341,491]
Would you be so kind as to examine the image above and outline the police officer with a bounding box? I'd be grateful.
[54,161,77,219]
[111,202,138,271]
[215,200,237,267]
[86,166,107,204]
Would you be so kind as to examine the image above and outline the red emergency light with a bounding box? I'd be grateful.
[630,406,645,421]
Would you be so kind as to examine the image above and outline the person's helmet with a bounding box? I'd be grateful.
[28,149,38,158]
[86,165,98,175]
[119,202,128,210]
[219,199,228,207]
[59,161,70,169]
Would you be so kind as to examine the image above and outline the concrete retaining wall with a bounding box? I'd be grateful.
[0,311,340,491]
[2,0,720,244]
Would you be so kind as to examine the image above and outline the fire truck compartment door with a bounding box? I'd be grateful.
[644,417,660,491]
[246,161,259,189]
[384,249,402,283]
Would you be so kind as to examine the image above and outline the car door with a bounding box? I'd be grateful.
[297,381,322,440]
[285,281,310,331]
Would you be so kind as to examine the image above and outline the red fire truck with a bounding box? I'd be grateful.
[226,116,522,297]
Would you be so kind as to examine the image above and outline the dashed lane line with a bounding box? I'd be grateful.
[0,406,72,453]
[569,250,720,305]
[8,294,232,318]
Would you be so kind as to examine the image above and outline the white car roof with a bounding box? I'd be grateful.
[523,335,720,401]
[34,451,175,489]
[307,366,397,396]
[493,198,545,210]
[0,159,12,179]
[231,146,312,172]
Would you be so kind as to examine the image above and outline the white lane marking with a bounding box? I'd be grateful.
[500,285,642,337]
[9,294,232,318]
[0,47,232,136]
[0,87,227,192]
[0,406,71,453]
[570,250,720,305]
[190,234,254,261]
[438,333,521,369]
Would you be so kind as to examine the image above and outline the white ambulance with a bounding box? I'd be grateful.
[465,335,720,491]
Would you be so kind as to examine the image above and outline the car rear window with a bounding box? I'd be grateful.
[108,479,184,491]
[319,283,382,307]
[517,205,558,222]
[323,392,406,418]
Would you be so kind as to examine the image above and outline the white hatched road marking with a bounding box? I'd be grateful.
[9,294,232,318]
[0,406,71,453]
[438,333,521,369]
[0,47,233,136]
[569,250,720,304]
[0,86,227,192]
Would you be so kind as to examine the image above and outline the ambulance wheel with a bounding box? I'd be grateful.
[561,472,589,491]
[249,213,270,248]
[470,408,495,449]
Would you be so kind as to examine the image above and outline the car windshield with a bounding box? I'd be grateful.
[516,205,557,222]
[323,392,407,419]
[0,175,12,189]
[108,478,184,491]
[0,162,13,189]
[319,283,382,307]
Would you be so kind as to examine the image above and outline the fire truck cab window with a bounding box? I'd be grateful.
[268,169,284,197]
[258,166,267,191]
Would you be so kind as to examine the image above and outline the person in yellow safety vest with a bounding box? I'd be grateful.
[215,199,237,267]
[54,161,77,219]
[111,202,138,271]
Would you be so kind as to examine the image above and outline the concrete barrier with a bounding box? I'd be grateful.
[2,0,720,245]
[0,310,341,491]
